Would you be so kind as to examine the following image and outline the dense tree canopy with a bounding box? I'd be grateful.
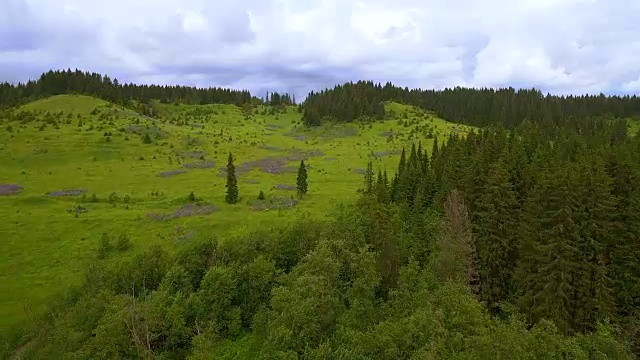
[372,117,640,353]
[0,69,253,110]
[301,81,640,129]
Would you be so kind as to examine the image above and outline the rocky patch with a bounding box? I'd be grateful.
[147,204,218,221]
[47,188,86,197]
[158,170,187,177]
[0,184,22,196]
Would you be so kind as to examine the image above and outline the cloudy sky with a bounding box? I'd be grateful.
[2,0,639,99]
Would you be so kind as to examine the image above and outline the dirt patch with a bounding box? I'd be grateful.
[273,184,296,191]
[294,135,307,141]
[158,170,188,177]
[147,203,218,221]
[379,131,396,137]
[47,188,86,197]
[183,161,215,169]
[0,184,22,196]
[223,150,324,176]
[249,196,298,211]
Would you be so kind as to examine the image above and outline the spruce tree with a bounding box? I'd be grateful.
[473,162,520,311]
[296,160,308,196]
[225,153,239,204]
[364,161,374,194]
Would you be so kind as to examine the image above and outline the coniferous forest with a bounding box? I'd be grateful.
[2,70,640,359]
[0,69,254,109]
[301,81,640,129]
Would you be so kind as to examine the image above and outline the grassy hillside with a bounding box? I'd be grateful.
[0,95,473,333]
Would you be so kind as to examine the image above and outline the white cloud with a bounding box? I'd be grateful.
[0,0,639,99]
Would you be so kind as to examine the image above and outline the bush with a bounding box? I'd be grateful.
[90,194,99,203]
[116,234,131,252]
[258,190,265,200]
[108,192,118,204]
[97,232,111,259]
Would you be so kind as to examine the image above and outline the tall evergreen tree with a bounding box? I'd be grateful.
[472,162,520,311]
[296,160,308,196]
[364,161,374,194]
[225,153,239,204]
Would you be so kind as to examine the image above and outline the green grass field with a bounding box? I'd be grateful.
[0,95,472,334]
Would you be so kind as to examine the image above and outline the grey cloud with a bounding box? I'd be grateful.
[1,0,639,98]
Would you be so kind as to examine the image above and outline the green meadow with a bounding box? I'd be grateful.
[0,95,472,334]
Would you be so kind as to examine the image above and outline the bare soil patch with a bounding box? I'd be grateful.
[249,196,298,211]
[0,184,22,196]
[147,203,218,221]
[219,150,324,176]
[158,170,188,177]
[47,188,86,197]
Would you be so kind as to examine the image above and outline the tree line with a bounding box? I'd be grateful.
[301,81,640,129]
[0,69,254,110]
[364,117,640,354]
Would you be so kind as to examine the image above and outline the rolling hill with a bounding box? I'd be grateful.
[0,94,473,334]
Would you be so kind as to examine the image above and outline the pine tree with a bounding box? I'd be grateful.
[516,166,579,334]
[296,160,308,196]
[364,161,374,194]
[570,157,616,331]
[391,148,407,202]
[225,153,239,204]
[473,162,520,311]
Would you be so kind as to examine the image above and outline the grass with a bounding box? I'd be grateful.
[0,94,473,335]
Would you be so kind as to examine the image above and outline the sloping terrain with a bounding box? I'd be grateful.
[0,95,473,332]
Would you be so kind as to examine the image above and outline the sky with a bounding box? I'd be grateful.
[1,0,640,100]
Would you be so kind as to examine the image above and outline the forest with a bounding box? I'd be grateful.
[10,122,640,358]
[2,70,640,358]
[301,81,640,129]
